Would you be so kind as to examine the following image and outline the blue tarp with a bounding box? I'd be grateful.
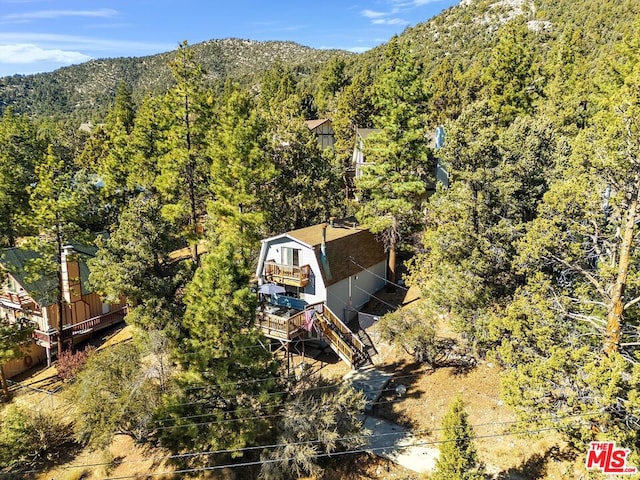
[271,294,307,311]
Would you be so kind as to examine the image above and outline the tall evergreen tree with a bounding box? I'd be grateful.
[159,233,280,461]
[493,30,640,450]
[0,110,42,247]
[356,38,431,284]
[208,85,270,244]
[156,42,214,262]
[482,19,539,124]
[27,146,90,356]
[161,88,281,458]
[89,194,183,332]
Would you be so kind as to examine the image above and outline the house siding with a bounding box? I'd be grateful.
[262,237,325,306]
[326,260,387,322]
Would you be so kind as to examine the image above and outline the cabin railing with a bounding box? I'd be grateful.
[33,307,127,347]
[307,303,367,368]
[256,308,306,340]
[263,261,311,287]
[0,290,37,309]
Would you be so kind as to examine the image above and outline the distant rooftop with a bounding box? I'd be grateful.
[304,118,331,130]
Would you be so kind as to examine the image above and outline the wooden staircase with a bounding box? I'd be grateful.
[308,303,374,369]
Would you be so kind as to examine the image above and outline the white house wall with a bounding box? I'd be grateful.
[262,237,326,305]
[326,260,387,322]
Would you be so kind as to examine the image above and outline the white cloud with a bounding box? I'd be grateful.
[1,8,117,21]
[361,9,387,18]
[345,46,371,53]
[372,17,409,25]
[0,43,90,64]
[0,33,173,53]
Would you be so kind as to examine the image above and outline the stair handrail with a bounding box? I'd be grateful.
[314,304,366,354]
[314,314,355,367]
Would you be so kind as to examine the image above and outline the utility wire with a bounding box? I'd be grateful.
[102,426,557,479]
[349,256,409,292]
[6,411,601,477]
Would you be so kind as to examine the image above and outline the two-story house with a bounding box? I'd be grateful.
[255,218,386,368]
[0,244,126,377]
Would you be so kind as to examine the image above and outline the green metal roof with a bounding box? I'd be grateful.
[0,244,97,307]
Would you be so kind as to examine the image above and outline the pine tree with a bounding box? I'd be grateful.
[159,235,280,461]
[98,81,137,225]
[0,110,42,247]
[155,42,214,262]
[129,93,164,193]
[160,90,281,456]
[433,396,484,480]
[88,194,183,331]
[356,38,431,285]
[208,85,270,244]
[482,19,539,124]
[493,25,640,450]
[27,146,91,356]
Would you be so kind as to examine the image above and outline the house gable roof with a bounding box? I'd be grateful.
[285,218,386,287]
[304,119,332,131]
[0,245,97,307]
[355,128,380,141]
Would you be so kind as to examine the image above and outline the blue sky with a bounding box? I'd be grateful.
[0,0,459,77]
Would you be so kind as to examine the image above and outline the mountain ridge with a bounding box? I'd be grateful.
[0,38,351,118]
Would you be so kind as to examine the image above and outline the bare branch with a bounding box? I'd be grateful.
[623,295,640,310]
[565,312,606,330]
[549,254,609,300]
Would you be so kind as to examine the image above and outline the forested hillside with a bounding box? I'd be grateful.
[0,38,349,119]
[1,0,640,477]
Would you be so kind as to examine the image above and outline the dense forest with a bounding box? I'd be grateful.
[1,0,640,477]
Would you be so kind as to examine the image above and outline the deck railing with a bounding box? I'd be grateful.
[33,307,127,347]
[263,261,310,287]
[256,309,306,340]
[0,291,36,309]
[309,303,366,368]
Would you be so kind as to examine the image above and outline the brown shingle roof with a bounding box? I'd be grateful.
[287,219,386,287]
[304,119,331,130]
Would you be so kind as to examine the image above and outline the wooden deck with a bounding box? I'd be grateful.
[263,261,311,287]
[256,306,307,340]
[33,307,127,348]
[256,302,371,369]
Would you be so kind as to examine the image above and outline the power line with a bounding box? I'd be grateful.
[102,426,559,479]
[5,410,602,477]
[349,256,409,292]
[353,284,399,310]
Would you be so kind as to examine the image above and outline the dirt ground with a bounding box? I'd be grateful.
[8,293,583,480]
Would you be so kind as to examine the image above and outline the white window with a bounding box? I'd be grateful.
[281,247,300,266]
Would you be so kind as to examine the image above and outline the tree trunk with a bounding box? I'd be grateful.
[387,218,398,291]
[0,365,10,399]
[605,191,639,354]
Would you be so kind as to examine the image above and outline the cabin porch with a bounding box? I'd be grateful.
[33,307,127,350]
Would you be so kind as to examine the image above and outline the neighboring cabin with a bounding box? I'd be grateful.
[0,245,126,377]
[351,125,449,197]
[352,127,381,180]
[304,118,335,150]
